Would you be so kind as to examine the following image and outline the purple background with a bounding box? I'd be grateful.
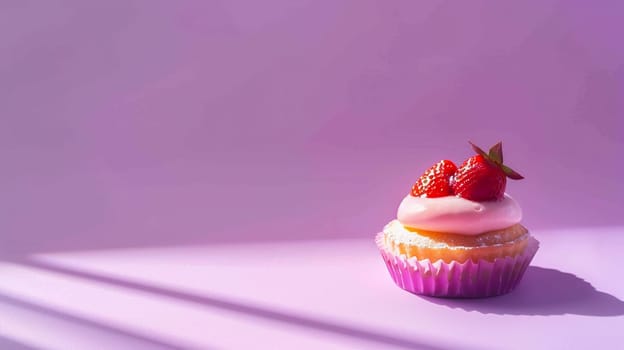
[2,0,623,254]
[0,1,623,349]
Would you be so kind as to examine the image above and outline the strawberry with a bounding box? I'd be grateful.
[453,142,524,201]
[411,160,458,198]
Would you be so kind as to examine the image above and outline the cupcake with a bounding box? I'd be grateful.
[377,142,539,298]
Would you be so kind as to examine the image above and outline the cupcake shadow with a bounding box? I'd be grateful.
[425,266,624,316]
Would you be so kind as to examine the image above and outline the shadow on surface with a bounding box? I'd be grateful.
[426,266,624,316]
[19,258,452,350]
[0,293,188,350]
[0,336,38,350]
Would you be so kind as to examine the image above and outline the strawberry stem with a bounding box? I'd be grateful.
[469,141,524,180]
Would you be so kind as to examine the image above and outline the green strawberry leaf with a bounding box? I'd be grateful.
[501,164,524,180]
[488,142,503,164]
[469,141,524,180]
[469,141,489,159]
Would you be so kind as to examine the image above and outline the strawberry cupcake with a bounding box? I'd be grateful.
[376,142,539,298]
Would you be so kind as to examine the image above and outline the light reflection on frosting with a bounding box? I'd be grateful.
[397,194,522,235]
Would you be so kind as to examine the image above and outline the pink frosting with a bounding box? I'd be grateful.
[396,194,522,235]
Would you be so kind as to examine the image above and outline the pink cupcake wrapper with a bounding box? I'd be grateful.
[376,232,539,298]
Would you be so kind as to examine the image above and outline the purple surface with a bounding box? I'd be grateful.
[0,0,623,349]
[1,229,623,349]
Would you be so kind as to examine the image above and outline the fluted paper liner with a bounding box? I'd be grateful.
[376,232,539,298]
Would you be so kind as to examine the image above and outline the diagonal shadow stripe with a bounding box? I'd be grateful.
[0,293,189,350]
[19,258,452,350]
[0,335,39,350]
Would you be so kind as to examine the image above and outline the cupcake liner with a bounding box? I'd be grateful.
[376,232,539,298]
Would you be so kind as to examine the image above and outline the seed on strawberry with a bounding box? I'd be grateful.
[452,141,524,201]
[411,160,458,198]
